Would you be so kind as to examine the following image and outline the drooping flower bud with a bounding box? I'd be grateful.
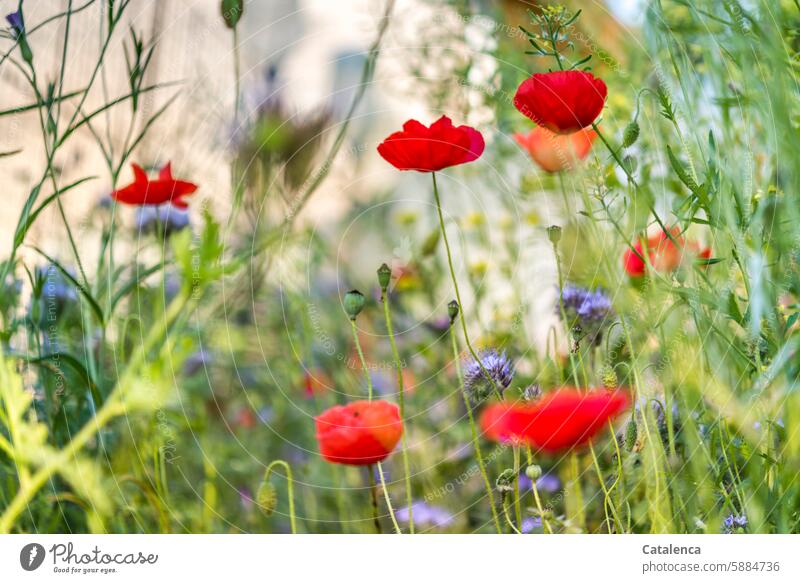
[622,120,640,148]
[624,418,638,452]
[343,289,366,320]
[447,300,460,324]
[377,263,392,291]
[256,480,277,516]
[496,468,516,493]
[601,365,618,389]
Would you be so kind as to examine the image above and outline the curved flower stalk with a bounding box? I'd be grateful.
[258,460,297,534]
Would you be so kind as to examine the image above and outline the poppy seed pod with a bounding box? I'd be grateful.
[220,0,244,29]
[377,263,392,291]
[343,290,365,320]
[547,225,562,245]
[447,300,460,323]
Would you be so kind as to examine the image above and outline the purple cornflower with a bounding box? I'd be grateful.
[136,203,190,235]
[559,284,614,345]
[518,472,561,494]
[6,10,23,36]
[723,514,747,533]
[521,517,542,533]
[397,501,454,529]
[463,349,514,403]
[535,473,561,493]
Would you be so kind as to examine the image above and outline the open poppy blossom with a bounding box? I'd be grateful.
[480,389,629,453]
[513,71,607,135]
[315,400,403,465]
[377,115,484,172]
[623,227,712,277]
[111,162,198,208]
[514,126,596,173]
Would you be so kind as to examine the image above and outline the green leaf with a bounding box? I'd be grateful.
[13,176,96,250]
[28,247,105,325]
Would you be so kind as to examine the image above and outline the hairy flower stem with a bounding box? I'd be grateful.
[502,493,522,534]
[450,323,502,533]
[348,319,401,533]
[564,452,586,532]
[263,460,297,534]
[591,122,680,250]
[368,465,383,534]
[550,238,584,386]
[380,289,414,533]
[431,172,501,398]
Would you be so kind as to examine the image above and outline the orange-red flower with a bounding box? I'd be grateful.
[377,115,484,172]
[514,71,607,135]
[480,389,629,453]
[315,400,403,465]
[623,227,712,277]
[514,126,596,173]
[111,162,198,208]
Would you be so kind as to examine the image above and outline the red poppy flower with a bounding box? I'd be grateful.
[111,162,198,208]
[513,71,607,135]
[480,389,629,453]
[623,227,712,277]
[377,115,484,172]
[315,400,403,465]
[514,126,596,173]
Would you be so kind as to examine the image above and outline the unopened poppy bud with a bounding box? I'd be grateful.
[377,263,392,291]
[525,464,542,481]
[447,300,460,323]
[601,365,618,389]
[496,468,515,493]
[546,225,562,245]
[220,0,244,29]
[344,290,365,320]
[256,481,277,515]
[622,120,640,148]
[624,418,638,452]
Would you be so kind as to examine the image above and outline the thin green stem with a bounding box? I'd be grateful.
[380,289,413,533]
[367,465,382,534]
[450,323,502,533]
[263,460,297,534]
[431,173,501,398]
[348,318,400,531]
[502,494,522,534]
[376,461,401,534]
[350,319,374,400]
[513,446,522,530]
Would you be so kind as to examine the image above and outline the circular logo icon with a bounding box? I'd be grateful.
[20,543,46,571]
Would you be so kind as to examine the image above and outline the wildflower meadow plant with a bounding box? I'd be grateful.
[1,0,800,549]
